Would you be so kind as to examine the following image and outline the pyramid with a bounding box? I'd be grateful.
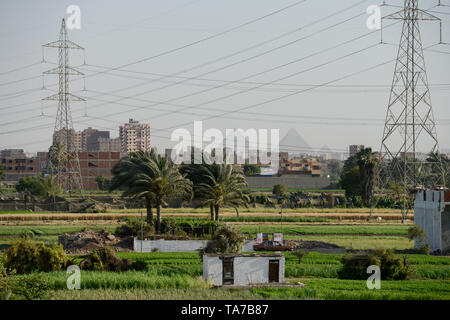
[279,128,310,154]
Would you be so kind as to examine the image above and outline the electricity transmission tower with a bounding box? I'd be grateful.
[378,0,445,222]
[42,19,85,193]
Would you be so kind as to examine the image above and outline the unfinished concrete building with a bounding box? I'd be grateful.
[414,189,450,253]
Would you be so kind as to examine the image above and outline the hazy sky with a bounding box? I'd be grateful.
[0,0,449,155]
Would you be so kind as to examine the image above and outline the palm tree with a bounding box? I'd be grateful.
[356,148,378,220]
[132,153,192,233]
[195,163,249,221]
[181,162,215,220]
[110,150,158,224]
[110,149,192,233]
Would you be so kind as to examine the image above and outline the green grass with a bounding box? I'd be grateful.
[46,288,262,300]
[252,279,450,300]
[112,252,450,280]
[40,271,210,290]
[239,225,409,236]
[0,225,117,236]
[4,250,449,300]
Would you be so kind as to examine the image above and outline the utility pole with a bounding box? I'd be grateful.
[378,0,445,223]
[43,19,85,194]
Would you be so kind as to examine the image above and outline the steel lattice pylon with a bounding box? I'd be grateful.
[378,0,445,222]
[43,19,85,193]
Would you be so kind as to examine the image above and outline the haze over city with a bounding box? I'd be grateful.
[1,0,450,156]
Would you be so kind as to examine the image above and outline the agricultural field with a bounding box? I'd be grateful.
[1,210,448,300]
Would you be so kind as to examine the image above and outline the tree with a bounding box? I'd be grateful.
[181,161,216,220]
[110,150,159,224]
[195,163,249,221]
[15,175,60,209]
[243,164,261,176]
[340,166,361,199]
[272,184,287,197]
[136,153,192,233]
[292,249,309,264]
[356,148,378,208]
[95,175,108,191]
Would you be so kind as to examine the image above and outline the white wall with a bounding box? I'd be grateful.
[203,256,222,286]
[414,190,448,252]
[203,255,285,286]
[133,238,256,253]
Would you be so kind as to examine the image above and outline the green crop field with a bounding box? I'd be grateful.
[4,251,449,300]
[1,216,448,300]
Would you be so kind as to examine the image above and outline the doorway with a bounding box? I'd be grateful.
[222,257,234,285]
[268,260,279,283]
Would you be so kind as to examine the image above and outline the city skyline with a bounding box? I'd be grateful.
[1,0,450,155]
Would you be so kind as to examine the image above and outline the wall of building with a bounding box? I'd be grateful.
[1,151,38,185]
[245,175,330,190]
[414,190,450,252]
[203,255,223,286]
[203,255,285,286]
[133,238,256,253]
[78,152,120,190]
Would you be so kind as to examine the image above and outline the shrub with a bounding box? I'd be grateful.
[4,239,67,274]
[0,254,6,277]
[338,249,412,280]
[272,184,287,197]
[80,247,132,272]
[115,218,154,239]
[201,224,245,256]
[419,244,430,255]
[0,274,49,300]
[292,249,309,264]
[131,259,148,271]
[407,225,426,242]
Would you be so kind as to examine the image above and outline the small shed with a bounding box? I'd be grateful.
[203,253,285,286]
[414,189,450,253]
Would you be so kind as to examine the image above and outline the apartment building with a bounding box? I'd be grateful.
[119,119,151,155]
[0,149,38,185]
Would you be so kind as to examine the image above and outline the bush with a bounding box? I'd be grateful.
[338,249,412,280]
[4,239,67,274]
[160,218,218,237]
[418,244,430,255]
[0,254,6,278]
[80,247,132,272]
[0,274,49,300]
[115,218,155,239]
[272,184,287,197]
[131,259,148,271]
[201,224,245,256]
[292,249,309,264]
[407,225,426,242]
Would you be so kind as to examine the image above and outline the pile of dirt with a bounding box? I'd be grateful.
[284,240,347,254]
[58,229,133,254]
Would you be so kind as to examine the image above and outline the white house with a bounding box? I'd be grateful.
[414,189,450,253]
[203,253,285,286]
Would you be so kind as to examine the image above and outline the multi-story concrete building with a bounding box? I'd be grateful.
[349,145,365,158]
[96,137,121,153]
[0,149,38,185]
[119,119,151,155]
[279,156,322,177]
[77,151,121,190]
